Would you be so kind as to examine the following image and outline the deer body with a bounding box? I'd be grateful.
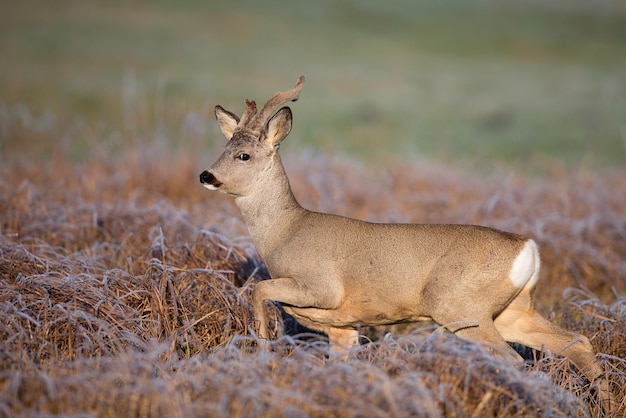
[268,221,531,328]
[200,76,614,411]
[246,194,533,331]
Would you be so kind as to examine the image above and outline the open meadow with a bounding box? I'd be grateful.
[1,1,626,417]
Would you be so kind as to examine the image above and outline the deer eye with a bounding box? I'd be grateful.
[237,153,251,162]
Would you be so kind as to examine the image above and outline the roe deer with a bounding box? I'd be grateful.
[199,76,615,412]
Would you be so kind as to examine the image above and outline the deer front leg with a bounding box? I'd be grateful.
[326,328,360,350]
[251,277,342,340]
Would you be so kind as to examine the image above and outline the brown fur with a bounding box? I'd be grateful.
[200,76,616,412]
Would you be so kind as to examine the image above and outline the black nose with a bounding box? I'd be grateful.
[199,170,222,188]
[199,170,212,184]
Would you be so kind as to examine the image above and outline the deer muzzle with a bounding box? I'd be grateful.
[199,170,222,191]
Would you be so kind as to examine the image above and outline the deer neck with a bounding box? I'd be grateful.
[234,155,306,257]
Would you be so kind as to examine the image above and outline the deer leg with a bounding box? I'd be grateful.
[494,290,616,412]
[324,328,359,361]
[494,290,601,376]
[448,318,523,362]
[252,277,341,340]
[326,328,360,350]
[427,291,522,362]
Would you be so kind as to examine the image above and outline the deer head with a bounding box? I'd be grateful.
[200,76,304,196]
[199,76,305,197]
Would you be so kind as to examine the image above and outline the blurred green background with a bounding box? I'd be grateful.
[1,0,625,171]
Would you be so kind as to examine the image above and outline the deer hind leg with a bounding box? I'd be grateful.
[446,317,523,362]
[430,303,522,362]
[494,290,600,376]
[251,277,341,340]
[494,289,616,412]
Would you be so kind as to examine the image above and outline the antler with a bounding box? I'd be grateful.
[236,76,305,136]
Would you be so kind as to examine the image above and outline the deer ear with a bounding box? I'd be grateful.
[214,105,240,139]
[264,107,292,147]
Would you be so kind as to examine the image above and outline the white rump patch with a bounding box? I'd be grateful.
[508,240,539,289]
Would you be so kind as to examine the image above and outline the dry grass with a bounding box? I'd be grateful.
[1,147,625,417]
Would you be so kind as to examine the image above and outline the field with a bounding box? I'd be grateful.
[2,1,626,417]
